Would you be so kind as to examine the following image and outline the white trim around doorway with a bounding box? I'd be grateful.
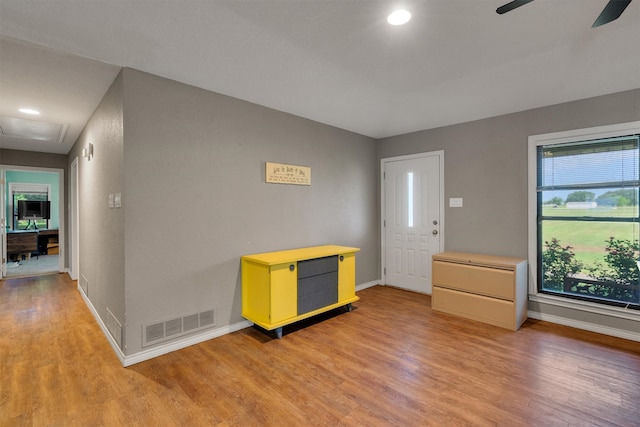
[0,164,66,277]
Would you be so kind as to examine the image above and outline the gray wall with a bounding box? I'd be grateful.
[1,149,68,170]
[378,89,640,333]
[68,70,126,349]
[119,69,378,355]
[53,68,640,358]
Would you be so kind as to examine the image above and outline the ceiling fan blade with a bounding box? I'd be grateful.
[496,0,535,15]
[592,0,632,27]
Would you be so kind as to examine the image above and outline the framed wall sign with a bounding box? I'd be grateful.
[266,162,311,186]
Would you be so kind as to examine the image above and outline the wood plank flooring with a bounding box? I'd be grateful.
[1,273,639,426]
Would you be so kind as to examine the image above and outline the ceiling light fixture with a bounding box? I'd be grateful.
[387,9,411,26]
[19,108,40,115]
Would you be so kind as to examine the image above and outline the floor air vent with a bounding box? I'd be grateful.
[143,309,216,347]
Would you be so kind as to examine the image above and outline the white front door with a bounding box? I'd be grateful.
[383,152,443,294]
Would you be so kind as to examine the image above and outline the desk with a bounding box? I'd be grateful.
[7,230,38,260]
[38,229,59,255]
[6,229,59,260]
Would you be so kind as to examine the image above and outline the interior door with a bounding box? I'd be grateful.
[383,152,443,293]
[1,168,5,279]
[69,158,79,280]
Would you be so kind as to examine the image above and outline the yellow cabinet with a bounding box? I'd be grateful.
[242,245,360,338]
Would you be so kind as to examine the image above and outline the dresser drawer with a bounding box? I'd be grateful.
[433,260,514,300]
[297,255,338,279]
[432,286,516,330]
[298,271,338,315]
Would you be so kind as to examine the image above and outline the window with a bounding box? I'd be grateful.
[10,183,50,230]
[529,122,640,311]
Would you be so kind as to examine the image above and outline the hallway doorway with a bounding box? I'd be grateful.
[1,165,64,279]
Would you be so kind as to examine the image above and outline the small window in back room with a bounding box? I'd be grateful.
[12,184,50,230]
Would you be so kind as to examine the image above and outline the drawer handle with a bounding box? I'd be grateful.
[339,255,344,262]
[289,264,295,271]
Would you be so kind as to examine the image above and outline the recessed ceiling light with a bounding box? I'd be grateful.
[19,108,40,115]
[387,9,411,26]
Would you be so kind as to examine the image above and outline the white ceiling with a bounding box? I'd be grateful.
[1,0,639,155]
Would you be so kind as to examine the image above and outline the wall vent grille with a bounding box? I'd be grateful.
[80,274,89,295]
[146,323,164,343]
[142,309,216,347]
[200,310,215,327]
[165,318,182,337]
[183,313,199,332]
[105,307,123,349]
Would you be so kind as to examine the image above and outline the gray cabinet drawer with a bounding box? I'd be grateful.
[297,255,338,279]
[298,271,338,315]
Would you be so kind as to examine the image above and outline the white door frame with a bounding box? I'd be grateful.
[0,169,5,279]
[69,157,79,280]
[381,151,445,286]
[0,165,65,275]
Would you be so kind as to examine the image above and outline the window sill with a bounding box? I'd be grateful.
[529,292,639,322]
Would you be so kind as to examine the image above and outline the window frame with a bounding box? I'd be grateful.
[8,182,51,230]
[528,121,640,321]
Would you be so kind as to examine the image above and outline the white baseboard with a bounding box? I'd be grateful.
[77,283,253,367]
[78,279,381,367]
[124,281,383,365]
[356,280,380,292]
[123,281,383,366]
[123,320,253,367]
[527,310,640,343]
[77,283,126,365]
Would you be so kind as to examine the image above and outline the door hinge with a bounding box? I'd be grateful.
[383,220,386,227]
[384,267,386,275]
